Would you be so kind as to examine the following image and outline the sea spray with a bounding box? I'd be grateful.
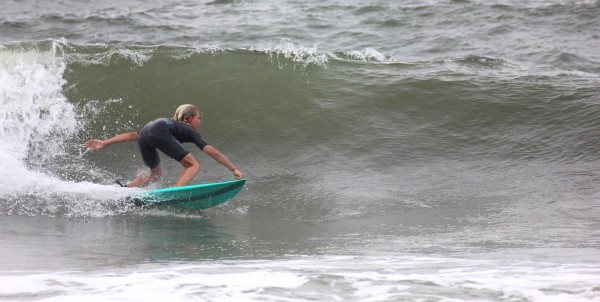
[0,40,133,217]
[0,41,74,186]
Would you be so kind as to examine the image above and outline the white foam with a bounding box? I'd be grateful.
[0,41,72,183]
[345,48,390,62]
[0,40,133,216]
[1,255,599,301]
[255,38,329,69]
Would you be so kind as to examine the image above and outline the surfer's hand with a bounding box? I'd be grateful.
[232,168,243,180]
[84,139,105,151]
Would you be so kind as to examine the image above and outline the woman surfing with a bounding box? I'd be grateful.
[84,104,243,188]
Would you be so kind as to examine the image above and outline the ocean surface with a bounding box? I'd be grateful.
[1,0,600,301]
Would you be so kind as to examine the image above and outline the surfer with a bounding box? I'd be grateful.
[84,104,243,187]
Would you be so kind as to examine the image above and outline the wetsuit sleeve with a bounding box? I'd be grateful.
[192,132,209,150]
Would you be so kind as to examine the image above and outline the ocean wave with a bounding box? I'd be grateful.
[2,37,600,218]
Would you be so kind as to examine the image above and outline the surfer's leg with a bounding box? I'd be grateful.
[127,165,163,188]
[174,153,200,187]
[132,123,165,188]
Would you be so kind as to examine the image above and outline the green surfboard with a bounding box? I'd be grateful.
[137,179,246,210]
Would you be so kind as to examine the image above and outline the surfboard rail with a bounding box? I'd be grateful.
[137,179,246,210]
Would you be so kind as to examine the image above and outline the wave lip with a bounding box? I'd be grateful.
[455,55,506,68]
[552,51,600,75]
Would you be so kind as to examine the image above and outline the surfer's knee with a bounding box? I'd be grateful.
[180,154,200,172]
[185,162,200,176]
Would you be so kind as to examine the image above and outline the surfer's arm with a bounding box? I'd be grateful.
[84,131,139,151]
[202,145,244,179]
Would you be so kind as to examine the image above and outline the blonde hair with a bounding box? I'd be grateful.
[173,104,198,124]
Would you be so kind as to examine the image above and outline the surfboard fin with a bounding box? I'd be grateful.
[115,180,128,188]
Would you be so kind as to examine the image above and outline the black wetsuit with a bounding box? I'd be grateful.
[137,118,209,168]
